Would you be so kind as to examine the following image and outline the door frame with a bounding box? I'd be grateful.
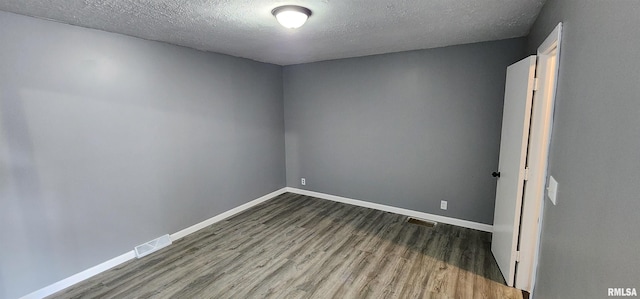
[515,23,563,292]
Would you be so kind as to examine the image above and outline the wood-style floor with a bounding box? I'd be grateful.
[49,193,523,299]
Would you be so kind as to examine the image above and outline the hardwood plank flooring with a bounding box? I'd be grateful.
[48,193,522,299]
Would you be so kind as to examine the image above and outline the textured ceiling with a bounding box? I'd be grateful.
[0,0,546,65]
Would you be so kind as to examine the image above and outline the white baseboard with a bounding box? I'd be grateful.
[170,188,287,241]
[20,187,288,299]
[20,251,136,299]
[21,186,490,298]
[286,187,493,233]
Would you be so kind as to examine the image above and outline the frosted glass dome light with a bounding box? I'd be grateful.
[272,5,312,29]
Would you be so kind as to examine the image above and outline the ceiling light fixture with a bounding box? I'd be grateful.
[271,5,312,29]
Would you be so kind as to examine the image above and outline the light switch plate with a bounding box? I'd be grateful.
[548,176,558,205]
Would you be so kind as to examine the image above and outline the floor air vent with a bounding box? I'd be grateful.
[407,217,437,228]
[135,234,172,258]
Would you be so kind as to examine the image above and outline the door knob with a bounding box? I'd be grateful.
[492,171,501,178]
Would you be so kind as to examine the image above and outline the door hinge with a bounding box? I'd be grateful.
[523,167,530,181]
[533,77,540,91]
[515,251,521,262]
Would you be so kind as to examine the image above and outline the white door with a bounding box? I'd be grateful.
[491,56,537,287]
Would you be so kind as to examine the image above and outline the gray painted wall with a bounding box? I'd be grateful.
[527,1,640,298]
[0,11,285,298]
[284,39,526,225]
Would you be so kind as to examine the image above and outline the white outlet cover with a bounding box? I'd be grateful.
[548,176,558,205]
[301,178,306,186]
[440,200,447,210]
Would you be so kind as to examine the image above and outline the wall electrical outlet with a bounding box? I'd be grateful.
[301,178,306,186]
[440,200,448,210]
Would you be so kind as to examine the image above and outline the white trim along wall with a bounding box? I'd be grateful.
[20,188,288,299]
[22,187,492,299]
[286,188,493,232]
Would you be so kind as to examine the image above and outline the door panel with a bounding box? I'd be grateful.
[491,56,536,287]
